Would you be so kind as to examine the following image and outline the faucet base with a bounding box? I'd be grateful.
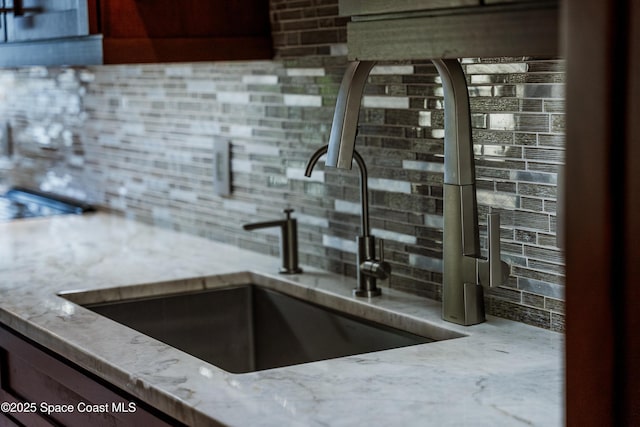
[462,282,486,325]
[279,267,303,275]
[353,288,382,298]
[443,282,486,326]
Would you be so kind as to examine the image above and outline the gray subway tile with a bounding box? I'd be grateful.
[0,39,567,332]
[518,277,565,299]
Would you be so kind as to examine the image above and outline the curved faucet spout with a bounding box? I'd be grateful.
[431,59,476,186]
[304,145,328,177]
[326,59,475,186]
[326,61,376,169]
[305,145,370,237]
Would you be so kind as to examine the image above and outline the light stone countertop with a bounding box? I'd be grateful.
[0,212,564,426]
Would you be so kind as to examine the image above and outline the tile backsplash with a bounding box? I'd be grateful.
[0,0,564,331]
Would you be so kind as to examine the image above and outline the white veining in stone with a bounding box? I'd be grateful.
[0,213,563,426]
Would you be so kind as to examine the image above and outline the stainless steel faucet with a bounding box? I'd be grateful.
[305,145,390,297]
[243,209,303,274]
[322,59,509,325]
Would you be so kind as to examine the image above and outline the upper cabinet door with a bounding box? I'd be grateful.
[5,0,88,42]
[0,0,272,66]
[0,1,6,43]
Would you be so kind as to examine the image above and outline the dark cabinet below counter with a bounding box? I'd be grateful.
[0,325,184,427]
[0,0,273,67]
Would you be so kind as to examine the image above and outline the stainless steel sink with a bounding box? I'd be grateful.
[60,273,463,373]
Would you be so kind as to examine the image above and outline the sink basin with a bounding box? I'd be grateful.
[60,273,463,373]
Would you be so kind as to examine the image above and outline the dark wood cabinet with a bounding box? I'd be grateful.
[564,1,640,425]
[0,325,184,427]
[89,0,273,64]
[98,0,270,39]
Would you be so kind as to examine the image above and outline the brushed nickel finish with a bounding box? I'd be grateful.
[321,59,510,325]
[305,145,390,297]
[243,209,303,274]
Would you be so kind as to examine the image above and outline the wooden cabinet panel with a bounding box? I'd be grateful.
[93,0,273,64]
[625,5,640,425]
[100,0,270,38]
[0,374,55,426]
[0,412,22,427]
[564,1,640,425]
[0,325,184,427]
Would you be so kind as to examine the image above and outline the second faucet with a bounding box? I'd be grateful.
[305,145,390,297]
